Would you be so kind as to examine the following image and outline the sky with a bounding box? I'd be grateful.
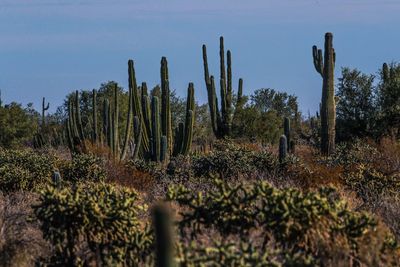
[0,0,399,114]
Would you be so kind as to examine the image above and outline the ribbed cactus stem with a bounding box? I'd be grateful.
[181,83,195,156]
[102,99,110,146]
[132,116,142,160]
[129,59,149,153]
[279,135,287,163]
[112,84,119,159]
[151,96,161,162]
[74,90,85,141]
[153,204,175,267]
[92,89,98,143]
[120,79,134,160]
[160,135,167,162]
[161,57,172,154]
[312,32,336,155]
[284,117,290,152]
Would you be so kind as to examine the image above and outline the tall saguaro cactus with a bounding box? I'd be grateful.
[312,32,336,155]
[202,36,243,139]
[42,97,50,127]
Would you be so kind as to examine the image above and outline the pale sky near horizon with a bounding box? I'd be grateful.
[0,0,399,114]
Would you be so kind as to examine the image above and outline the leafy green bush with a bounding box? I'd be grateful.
[33,183,153,266]
[0,149,58,193]
[61,153,106,182]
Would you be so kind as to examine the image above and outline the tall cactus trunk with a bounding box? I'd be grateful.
[120,79,134,160]
[92,90,98,144]
[313,32,336,155]
[161,57,172,155]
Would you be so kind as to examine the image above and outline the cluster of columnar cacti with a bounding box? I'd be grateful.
[66,57,195,162]
[202,36,244,139]
[312,32,336,155]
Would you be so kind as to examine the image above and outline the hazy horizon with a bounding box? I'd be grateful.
[1,0,399,114]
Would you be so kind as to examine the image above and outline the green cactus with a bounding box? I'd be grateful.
[152,96,161,162]
[313,32,336,155]
[202,36,243,139]
[161,57,172,154]
[92,89,98,144]
[42,97,50,128]
[132,116,142,160]
[284,117,290,152]
[279,135,287,163]
[153,204,175,267]
[74,90,85,142]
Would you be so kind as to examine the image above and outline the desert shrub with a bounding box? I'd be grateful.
[343,164,400,206]
[33,183,153,266]
[323,139,379,166]
[192,140,277,178]
[0,149,58,193]
[125,158,159,174]
[167,179,399,266]
[0,192,49,267]
[61,153,106,182]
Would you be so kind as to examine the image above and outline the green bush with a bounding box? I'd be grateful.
[33,183,153,266]
[167,179,397,265]
[192,140,277,178]
[0,149,58,193]
[343,163,400,204]
[61,153,106,182]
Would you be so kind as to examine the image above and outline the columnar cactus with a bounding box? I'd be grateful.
[161,57,173,153]
[284,117,290,152]
[153,204,175,267]
[202,36,243,139]
[313,32,336,155]
[42,97,50,127]
[151,96,161,161]
[92,89,98,143]
[279,135,287,163]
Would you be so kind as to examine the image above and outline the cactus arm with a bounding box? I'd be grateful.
[312,45,324,77]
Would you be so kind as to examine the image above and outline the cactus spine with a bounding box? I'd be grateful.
[202,36,243,139]
[313,32,336,155]
[279,135,287,163]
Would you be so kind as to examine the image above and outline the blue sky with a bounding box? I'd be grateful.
[0,0,399,114]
